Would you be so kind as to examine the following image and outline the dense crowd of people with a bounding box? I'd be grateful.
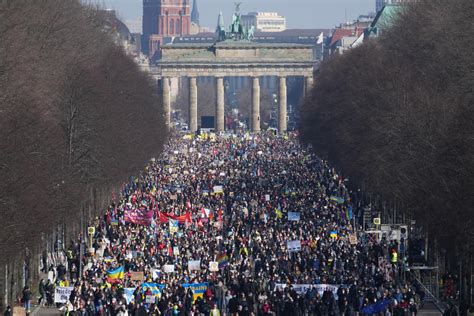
[35,131,422,315]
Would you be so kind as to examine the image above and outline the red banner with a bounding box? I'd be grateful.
[124,209,154,226]
[159,212,191,224]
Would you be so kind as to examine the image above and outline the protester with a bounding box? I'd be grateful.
[43,130,420,315]
[22,285,31,313]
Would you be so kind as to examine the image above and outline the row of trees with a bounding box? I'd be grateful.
[0,0,168,290]
[301,0,473,263]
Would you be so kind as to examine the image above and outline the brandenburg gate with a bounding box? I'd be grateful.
[151,9,316,133]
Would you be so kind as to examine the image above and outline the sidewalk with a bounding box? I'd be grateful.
[418,302,442,315]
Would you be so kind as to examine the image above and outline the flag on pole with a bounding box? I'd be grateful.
[317,32,324,44]
[316,32,324,44]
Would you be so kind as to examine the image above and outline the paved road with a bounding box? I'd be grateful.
[419,302,443,315]
[30,306,61,315]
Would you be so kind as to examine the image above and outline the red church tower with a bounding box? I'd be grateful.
[142,0,192,59]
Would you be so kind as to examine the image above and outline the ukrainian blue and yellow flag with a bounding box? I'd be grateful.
[107,266,125,281]
[182,283,208,301]
[141,283,165,297]
[330,196,345,204]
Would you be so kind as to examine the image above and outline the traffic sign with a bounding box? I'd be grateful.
[88,226,95,235]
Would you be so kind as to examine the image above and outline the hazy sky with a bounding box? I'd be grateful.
[101,0,375,29]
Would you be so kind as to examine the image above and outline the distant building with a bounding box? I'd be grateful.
[326,14,376,55]
[366,4,404,38]
[241,12,286,32]
[326,28,365,55]
[142,0,198,58]
[376,0,416,13]
[173,28,330,60]
[126,17,143,34]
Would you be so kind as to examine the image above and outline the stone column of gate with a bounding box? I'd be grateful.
[162,77,171,127]
[305,76,315,97]
[215,77,225,131]
[251,77,261,132]
[278,76,287,133]
[189,77,198,132]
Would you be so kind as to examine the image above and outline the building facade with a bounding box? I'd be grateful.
[241,12,286,32]
[376,0,416,12]
[142,0,196,58]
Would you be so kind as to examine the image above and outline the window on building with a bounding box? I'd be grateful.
[170,19,174,34]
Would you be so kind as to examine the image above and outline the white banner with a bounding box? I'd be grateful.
[275,284,341,298]
[54,286,74,303]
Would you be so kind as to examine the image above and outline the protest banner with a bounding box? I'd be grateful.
[163,264,175,273]
[188,260,201,271]
[287,240,301,252]
[54,286,74,303]
[124,209,154,226]
[288,212,300,221]
[275,284,341,299]
[182,282,209,301]
[130,271,144,281]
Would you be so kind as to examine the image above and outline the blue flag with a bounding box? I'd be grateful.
[362,299,391,314]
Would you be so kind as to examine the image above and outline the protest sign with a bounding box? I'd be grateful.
[146,295,156,304]
[209,261,219,272]
[288,212,300,221]
[213,185,224,194]
[349,233,358,245]
[130,271,144,281]
[169,219,178,234]
[173,246,180,255]
[163,265,175,273]
[188,260,201,271]
[265,194,270,201]
[54,286,74,303]
[287,240,301,252]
